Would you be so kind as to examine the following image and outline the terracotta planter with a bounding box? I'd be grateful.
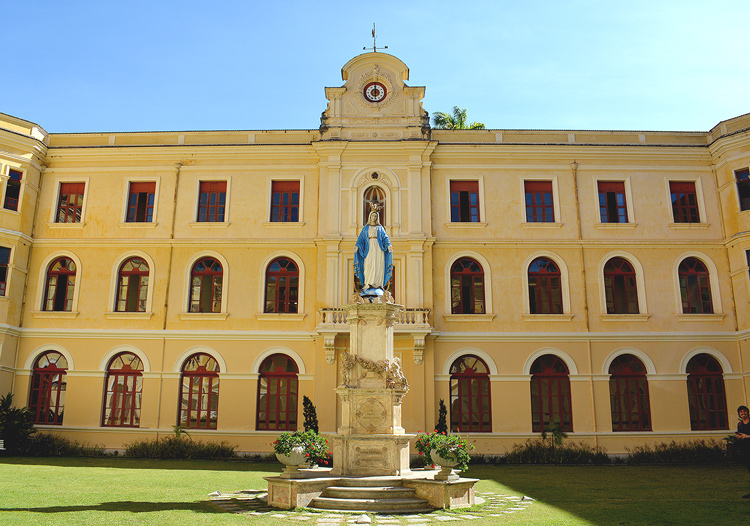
[275,446,307,479]
[430,448,461,481]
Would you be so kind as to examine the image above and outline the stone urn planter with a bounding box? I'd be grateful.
[430,448,461,481]
[276,446,307,479]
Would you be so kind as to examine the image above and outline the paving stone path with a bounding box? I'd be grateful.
[209,490,535,524]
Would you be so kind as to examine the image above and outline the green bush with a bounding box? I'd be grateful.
[23,433,105,457]
[625,439,727,464]
[0,393,35,454]
[124,436,237,459]
[503,439,610,465]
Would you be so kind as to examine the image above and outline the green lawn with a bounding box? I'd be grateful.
[0,457,748,525]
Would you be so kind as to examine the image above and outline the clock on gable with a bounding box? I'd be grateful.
[363,81,387,103]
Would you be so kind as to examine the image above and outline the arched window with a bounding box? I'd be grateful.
[43,258,76,312]
[679,258,713,314]
[179,353,220,429]
[528,257,562,314]
[29,351,68,425]
[609,354,651,431]
[189,258,223,313]
[604,257,639,314]
[363,185,386,226]
[530,355,572,432]
[686,354,727,430]
[256,354,299,430]
[449,355,491,432]
[264,258,299,313]
[450,258,485,314]
[116,258,149,312]
[102,352,143,427]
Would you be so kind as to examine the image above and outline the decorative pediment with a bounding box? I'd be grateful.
[320,52,428,141]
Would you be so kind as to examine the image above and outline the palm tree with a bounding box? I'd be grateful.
[432,106,486,130]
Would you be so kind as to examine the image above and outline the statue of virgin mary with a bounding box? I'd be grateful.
[353,206,393,295]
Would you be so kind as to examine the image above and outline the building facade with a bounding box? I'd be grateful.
[1,52,749,453]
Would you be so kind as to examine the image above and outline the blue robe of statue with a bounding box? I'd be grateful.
[354,224,393,290]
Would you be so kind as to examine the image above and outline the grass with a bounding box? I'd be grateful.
[0,457,749,525]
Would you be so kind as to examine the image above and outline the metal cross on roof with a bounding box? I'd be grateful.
[364,23,388,53]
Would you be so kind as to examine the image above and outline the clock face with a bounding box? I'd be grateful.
[363,82,387,103]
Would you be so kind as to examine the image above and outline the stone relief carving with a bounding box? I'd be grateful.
[339,351,409,389]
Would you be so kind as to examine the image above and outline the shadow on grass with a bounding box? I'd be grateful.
[0,456,280,472]
[0,501,224,514]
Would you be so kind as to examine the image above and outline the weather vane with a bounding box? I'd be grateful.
[364,23,388,53]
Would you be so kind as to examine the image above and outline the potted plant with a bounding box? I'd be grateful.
[273,430,330,478]
[415,430,473,481]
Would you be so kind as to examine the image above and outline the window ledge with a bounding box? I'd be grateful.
[520,222,563,229]
[442,314,496,322]
[675,313,725,321]
[1,208,21,215]
[594,222,637,229]
[178,312,229,320]
[444,222,488,229]
[601,314,651,322]
[0,296,9,302]
[668,222,710,230]
[522,314,574,321]
[105,312,154,320]
[188,221,230,228]
[255,313,307,321]
[47,222,85,229]
[263,222,306,228]
[118,222,159,228]
[31,310,79,319]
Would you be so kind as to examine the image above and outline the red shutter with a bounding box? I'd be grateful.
[524,181,552,193]
[272,180,299,192]
[669,181,695,194]
[597,181,625,193]
[450,180,478,192]
[60,182,85,194]
[129,181,155,193]
[199,181,226,192]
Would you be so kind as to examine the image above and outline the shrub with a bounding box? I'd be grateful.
[303,396,319,433]
[415,431,474,471]
[24,433,105,457]
[503,439,610,465]
[273,430,329,465]
[0,393,35,454]
[625,439,727,464]
[124,436,237,459]
[435,400,448,434]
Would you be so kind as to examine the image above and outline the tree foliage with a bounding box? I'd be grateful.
[432,106,486,130]
[0,393,36,453]
[435,399,448,434]
[303,395,319,433]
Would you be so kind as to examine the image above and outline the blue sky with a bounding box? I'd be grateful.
[2,0,749,133]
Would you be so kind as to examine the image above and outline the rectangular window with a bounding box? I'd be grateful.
[598,181,628,223]
[56,182,85,223]
[736,169,750,212]
[670,181,700,223]
[450,181,480,222]
[270,181,300,222]
[197,181,226,222]
[0,247,10,296]
[126,182,156,223]
[3,169,22,211]
[525,181,555,222]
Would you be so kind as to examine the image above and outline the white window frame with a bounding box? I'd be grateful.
[48,177,91,227]
[264,176,305,226]
[522,251,572,315]
[673,252,723,316]
[520,176,562,226]
[443,251,495,320]
[179,251,230,317]
[597,251,649,318]
[445,176,487,227]
[592,176,636,227]
[190,176,231,227]
[105,251,156,317]
[0,244,14,299]
[32,251,83,317]
[665,176,708,227]
[120,177,161,226]
[256,251,306,320]
[1,165,26,214]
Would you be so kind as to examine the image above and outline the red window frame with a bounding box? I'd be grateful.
[264,257,299,313]
[450,258,485,314]
[735,169,750,212]
[530,355,572,432]
[450,181,480,222]
[609,354,651,431]
[528,257,562,314]
[179,353,220,429]
[197,181,226,222]
[126,182,156,223]
[524,181,555,223]
[256,354,299,431]
[56,182,85,223]
[686,354,728,430]
[669,181,700,223]
[4,168,22,211]
[29,351,68,425]
[189,257,223,313]
[43,257,76,312]
[270,181,300,222]
[0,246,9,296]
[363,185,386,226]
[678,258,713,314]
[598,181,628,223]
[449,355,492,432]
[603,257,639,314]
[102,352,143,427]
[116,257,149,312]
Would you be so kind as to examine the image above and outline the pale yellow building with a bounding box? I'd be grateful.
[1,52,749,454]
